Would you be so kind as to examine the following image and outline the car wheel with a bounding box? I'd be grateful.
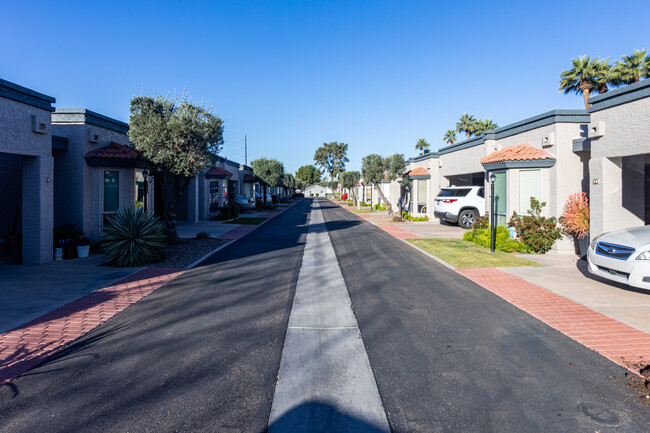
[459,209,478,229]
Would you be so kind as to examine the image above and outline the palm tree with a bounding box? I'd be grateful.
[456,113,478,139]
[612,49,647,85]
[559,55,601,109]
[443,130,457,145]
[644,52,650,79]
[415,138,430,155]
[593,58,612,94]
[475,119,498,135]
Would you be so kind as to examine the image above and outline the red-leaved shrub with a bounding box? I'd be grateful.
[559,192,589,239]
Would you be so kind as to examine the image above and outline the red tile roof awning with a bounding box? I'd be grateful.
[205,166,234,178]
[407,167,431,178]
[85,142,146,167]
[85,142,141,160]
[481,143,553,164]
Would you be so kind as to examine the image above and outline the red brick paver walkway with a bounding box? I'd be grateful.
[458,268,650,371]
[0,267,184,387]
[377,225,421,240]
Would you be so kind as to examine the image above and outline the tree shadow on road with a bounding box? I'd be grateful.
[268,400,388,433]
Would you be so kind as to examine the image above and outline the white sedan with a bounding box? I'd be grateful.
[587,225,650,290]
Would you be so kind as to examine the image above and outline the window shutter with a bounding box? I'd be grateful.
[519,170,541,214]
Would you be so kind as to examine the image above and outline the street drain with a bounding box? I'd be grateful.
[578,402,622,426]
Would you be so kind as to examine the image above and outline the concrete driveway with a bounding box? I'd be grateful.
[503,253,650,334]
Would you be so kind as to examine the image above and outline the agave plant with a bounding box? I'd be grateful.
[100,207,166,267]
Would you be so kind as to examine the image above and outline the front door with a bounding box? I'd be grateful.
[493,171,507,226]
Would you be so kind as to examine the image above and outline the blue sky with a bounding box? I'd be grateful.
[2,1,649,173]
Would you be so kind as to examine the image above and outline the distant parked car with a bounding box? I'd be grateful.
[235,194,255,211]
[434,186,485,229]
[587,225,650,290]
[255,191,273,205]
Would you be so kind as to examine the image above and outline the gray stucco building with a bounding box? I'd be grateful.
[0,79,55,264]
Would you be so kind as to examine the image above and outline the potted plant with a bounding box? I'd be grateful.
[559,192,590,257]
[76,235,91,258]
[54,224,82,259]
[55,239,65,261]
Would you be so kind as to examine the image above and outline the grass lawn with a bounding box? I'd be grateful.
[352,209,374,213]
[224,217,268,225]
[406,238,544,268]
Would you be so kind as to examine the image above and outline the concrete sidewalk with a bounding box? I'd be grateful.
[0,256,141,334]
[176,208,279,239]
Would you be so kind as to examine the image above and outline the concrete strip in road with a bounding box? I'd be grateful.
[268,200,390,432]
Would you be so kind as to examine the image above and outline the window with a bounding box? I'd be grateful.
[519,169,541,214]
[477,187,484,198]
[103,170,119,227]
[416,180,427,203]
[135,171,145,208]
[364,185,372,200]
[209,180,220,211]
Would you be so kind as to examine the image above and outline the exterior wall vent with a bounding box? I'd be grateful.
[31,115,48,134]
[88,130,99,143]
[589,121,606,138]
[542,132,555,148]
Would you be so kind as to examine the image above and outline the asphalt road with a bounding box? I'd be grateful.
[319,199,650,432]
[0,200,311,433]
[1,198,650,432]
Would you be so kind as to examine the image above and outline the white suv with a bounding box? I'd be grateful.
[434,186,485,229]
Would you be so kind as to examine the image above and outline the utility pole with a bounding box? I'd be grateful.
[244,135,247,165]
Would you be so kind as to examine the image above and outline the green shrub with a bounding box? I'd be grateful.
[100,207,166,267]
[315,193,320,197]
[310,193,314,197]
[264,202,277,210]
[402,211,429,222]
[508,198,562,253]
[463,227,528,253]
[196,231,210,239]
[360,201,369,207]
[374,204,386,211]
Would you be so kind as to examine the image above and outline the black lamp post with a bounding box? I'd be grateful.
[142,169,149,212]
[489,172,496,253]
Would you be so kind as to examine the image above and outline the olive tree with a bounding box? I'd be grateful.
[129,93,224,243]
[296,164,322,185]
[339,171,360,204]
[251,158,284,205]
[314,142,349,182]
[361,153,405,217]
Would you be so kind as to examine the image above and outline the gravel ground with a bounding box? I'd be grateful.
[149,238,231,269]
